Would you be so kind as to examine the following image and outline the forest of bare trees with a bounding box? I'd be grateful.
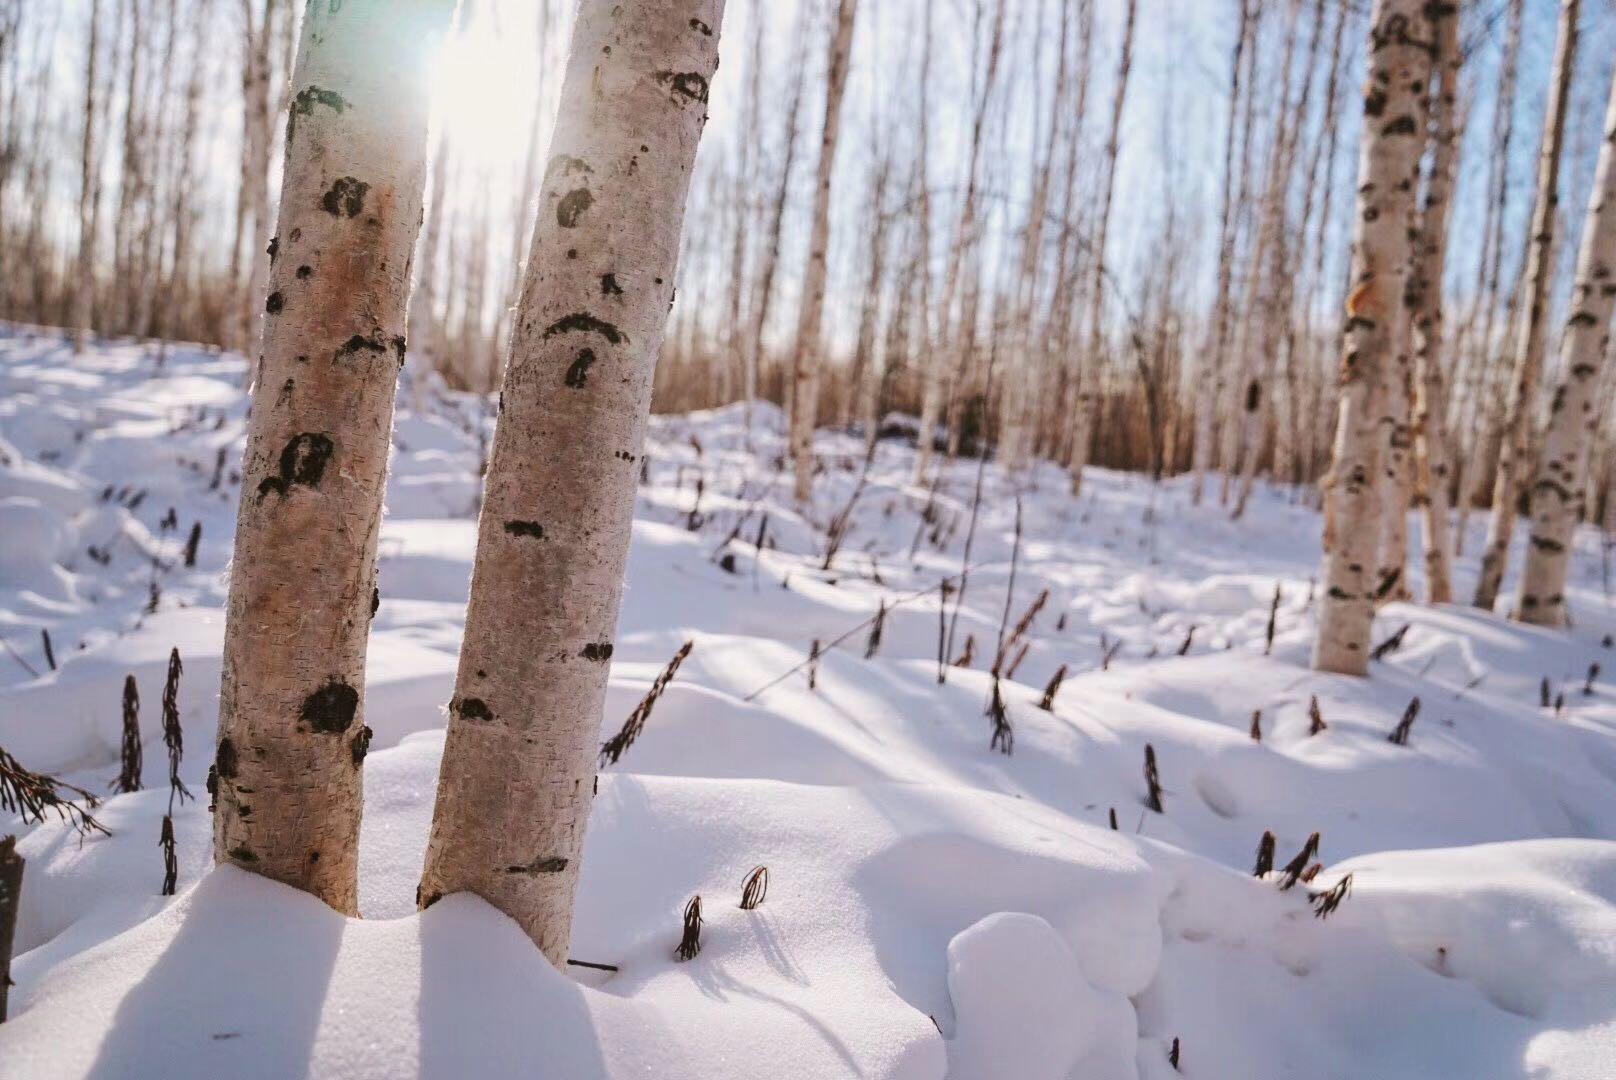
[0,1,1611,523]
[2,0,1616,958]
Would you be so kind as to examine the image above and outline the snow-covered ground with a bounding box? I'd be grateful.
[2,324,1615,1079]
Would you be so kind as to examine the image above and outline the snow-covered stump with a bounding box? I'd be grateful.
[1312,0,1430,676]
[1516,71,1616,627]
[212,0,454,913]
[418,0,725,965]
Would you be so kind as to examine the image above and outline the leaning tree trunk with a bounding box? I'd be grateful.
[789,0,859,504]
[418,0,724,965]
[212,0,453,912]
[1312,0,1430,676]
[1515,69,1616,626]
[1474,0,1577,612]
[1410,0,1461,604]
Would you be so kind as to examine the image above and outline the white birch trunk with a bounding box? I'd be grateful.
[1515,69,1616,626]
[1473,0,1577,612]
[213,0,454,912]
[1411,0,1460,604]
[418,0,724,964]
[1312,0,1430,675]
[1068,0,1136,497]
[70,0,104,355]
[789,0,858,504]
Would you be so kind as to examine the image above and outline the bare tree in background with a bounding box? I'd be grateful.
[1473,0,1578,613]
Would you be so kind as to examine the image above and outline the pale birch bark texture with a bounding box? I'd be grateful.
[790,0,859,504]
[418,0,725,965]
[1473,0,1577,612]
[213,0,454,912]
[1515,70,1616,626]
[1312,0,1430,676]
[1410,0,1460,605]
[70,0,104,355]
[1068,0,1136,498]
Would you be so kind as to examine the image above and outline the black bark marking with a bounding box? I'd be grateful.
[321,176,369,217]
[1382,114,1418,137]
[370,586,380,617]
[600,273,623,296]
[565,349,596,388]
[392,336,407,366]
[452,696,493,721]
[296,264,313,280]
[690,17,712,34]
[287,85,348,146]
[267,237,279,262]
[256,432,334,500]
[504,520,545,539]
[216,736,238,780]
[265,291,284,314]
[228,846,258,863]
[505,855,569,874]
[541,313,625,345]
[582,642,614,662]
[351,725,373,766]
[557,188,594,227]
[338,334,388,361]
[655,70,710,103]
[300,679,359,735]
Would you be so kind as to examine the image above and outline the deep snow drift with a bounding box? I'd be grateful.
[2,325,1615,1079]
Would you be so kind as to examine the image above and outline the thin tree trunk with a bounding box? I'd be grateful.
[1410,0,1460,604]
[1516,69,1616,626]
[71,0,104,354]
[1068,0,1136,497]
[1313,0,1430,676]
[746,15,809,445]
[789,0,859,504]
[213,0,454,912]
[1474,0,1577,612]
[1190,0,1251,504]
[419,0,725,964]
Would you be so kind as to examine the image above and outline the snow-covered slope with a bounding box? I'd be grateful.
[2,325,1614,1079]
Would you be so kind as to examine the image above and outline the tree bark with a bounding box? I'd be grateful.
[1068,0,1136,497]
[1410,0,1461,604]
[418,0,725,965]
[71,0,104,355]
[1516,68,1616,626]
[789,0,859,504]
[1312,0,1430,676]
[0,834,20,1023]
[213,0,454,912]
[1473,0,1577,612]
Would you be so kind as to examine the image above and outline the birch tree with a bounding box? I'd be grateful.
[1312,0,1430,676]
[1067,0,1136,497]
[1515,69,1616,626]
[70,0,104,355]
[213,0,454,911]
[418,0,725,964]
[1473,0,1577,612]
[1409,0,1460,604]
[789,0,859,504]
